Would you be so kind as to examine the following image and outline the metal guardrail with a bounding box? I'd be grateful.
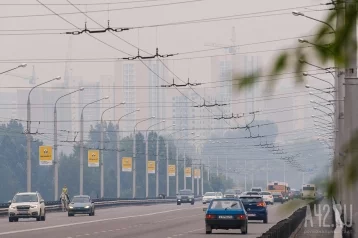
[257,197,325,238]
[0,196,200,216]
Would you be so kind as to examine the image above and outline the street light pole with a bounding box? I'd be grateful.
[27,76,61,192]
[54,87,84,200]
[0,63,27,75]
[133,117,155,198]
[116,109,140,198]
[100,102,125,198]
[145,120,165,198]
[80,96,109,195]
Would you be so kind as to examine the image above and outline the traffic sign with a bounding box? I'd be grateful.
[39,146,53,166]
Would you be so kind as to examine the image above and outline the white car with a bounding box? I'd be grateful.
[202,192,223,204]
[260,191,274,205]
[8,192,46,222]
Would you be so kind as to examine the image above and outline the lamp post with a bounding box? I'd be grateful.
[27,76,61,192]
[155,123,176,197]
[292,11,335,32]
[0,63,27,75]
[145,120,165,198]
[54,87,84,200]
[80,96,109,195]
[168,128,185,194]
[100,102,126,198]
[310,100,335,114]
[133,116,155,198]
[116,109,140,198]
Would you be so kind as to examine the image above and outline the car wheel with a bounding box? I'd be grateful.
[241,223,248,234]
[263,216,268,224]
[14,218,19,222]
[41,210,46,221]
[9,217,13,222]
[191,202,194,205]
[177,202,181,205]
[92,209,95,216]
[205,224,212,234]
[68,213,74,217]
[36,211,41,221]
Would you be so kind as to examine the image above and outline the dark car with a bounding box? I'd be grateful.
[293,191,301,199]
[239,195,268,223]
[68,195,95,216]
[203,199,248,234]
[176,189,194,205]
[272,192,284,203]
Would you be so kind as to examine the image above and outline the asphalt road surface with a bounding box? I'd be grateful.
[0,202,289,238]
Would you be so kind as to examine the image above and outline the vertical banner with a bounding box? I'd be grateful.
[168,165,176,176]
[39,146,53,165]
[88,150,99,167]
[185,167,192,178]
[122,157,132,172]
[194,169,201,179]
[147,161,155,174]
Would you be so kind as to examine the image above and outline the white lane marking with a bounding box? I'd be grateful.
[0,207,200,236]
[116,229,121,231]
[108,230,113,232]
[187,228,204,233]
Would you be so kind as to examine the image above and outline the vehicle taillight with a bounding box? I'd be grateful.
[257,202,266,207]
[269,195,272,198]
[206,214,216,219]
[236,215,246,220]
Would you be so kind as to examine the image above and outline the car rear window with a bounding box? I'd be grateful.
[204,192,216,196]
[303,187,315,191]
[240,197,263,203]
[260,192,271,195]
[209,200,243,209]
[251,188,261,192]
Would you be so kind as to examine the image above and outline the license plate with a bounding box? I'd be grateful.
[247,214,256,217]
[18,211,28,214]
[218,216,233,219]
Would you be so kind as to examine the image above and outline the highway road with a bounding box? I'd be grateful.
[0,202,290,238]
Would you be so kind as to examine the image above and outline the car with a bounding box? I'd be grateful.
[8,192,46,222]
[260,191,274,205]
[176,189,195,205]
[272,192,284,203]
[203,199,248,234]
[202,192,222,204]
[223,189,239,198]
[239,195,268,223]
[245,191,261,196]
[293,190,301,199]
[68,195,95,216]
[251,187,263,192]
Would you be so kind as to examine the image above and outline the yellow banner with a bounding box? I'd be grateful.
[168,165,176,176]
[88,150,99,167]
[39,146,53,165]
[147,161,155,174]
[185,167,191,178]
[122,157,132,172]
[194,169,201,179]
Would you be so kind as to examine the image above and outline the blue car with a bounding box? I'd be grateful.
[203,198,248,234]
[239,195,268,223]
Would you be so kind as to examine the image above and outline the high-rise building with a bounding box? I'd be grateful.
[114,60,169,136]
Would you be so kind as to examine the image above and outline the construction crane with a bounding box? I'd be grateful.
[204,27,239,54]
[5,65,37,84]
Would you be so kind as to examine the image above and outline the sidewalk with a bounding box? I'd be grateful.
[294,198,335,238]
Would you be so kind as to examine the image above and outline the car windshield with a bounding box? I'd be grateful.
[246,192,259,195]
[303,187,315,191]
[234,190,241,194]
[179,190,192,195]
[240,197,263,203]
[260,192,271,195]
[72,197,90,203]
[13,194,38,203]
[251,188,261,192]
[224,190,235,194]
[204,192,216,196]
[210,200,242,209]
[272,192,282,195]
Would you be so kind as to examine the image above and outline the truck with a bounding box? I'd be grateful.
[267,181,290,203]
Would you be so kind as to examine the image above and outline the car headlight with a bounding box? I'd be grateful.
[84,206,90,209]
[30,205,38,209]
[10,206,16,209]
[69,206,73,209]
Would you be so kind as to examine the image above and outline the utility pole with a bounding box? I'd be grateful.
[244,160,247,191]
[145,134,149,198]
[344,0,357,229]
[166,141,169,197]
[283,162,286,184]
[156,134,159,197]
[184,151,186,190]
[176,147,179,194]
[266,160,269,186]
[225,157,228,180]
[216,156,219,176]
